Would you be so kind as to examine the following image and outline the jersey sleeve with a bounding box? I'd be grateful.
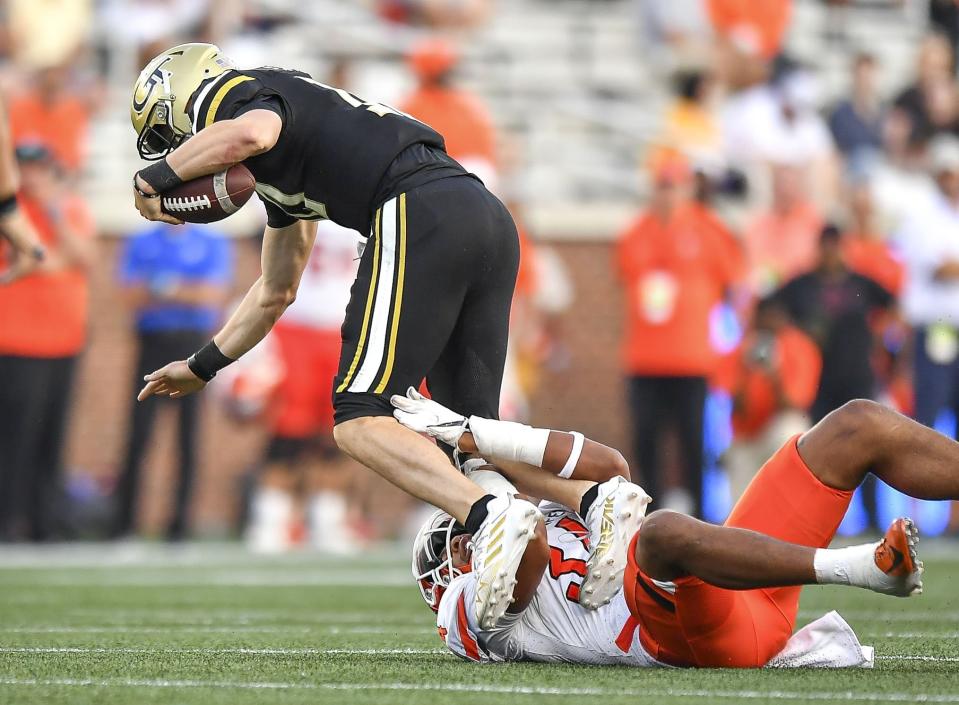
[436,574,492,662]
[194,73,287,133]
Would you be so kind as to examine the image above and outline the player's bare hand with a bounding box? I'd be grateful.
[138,360,205,401]
[390,386,468,447]
[133,175,183,225]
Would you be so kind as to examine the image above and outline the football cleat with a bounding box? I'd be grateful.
[870,517,924,597]
[580,477,651,609]
[470,495,541,629]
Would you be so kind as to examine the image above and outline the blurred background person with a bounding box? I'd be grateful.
[725,297,821,501]
[828,52,884,162]
[111,221,233,541]
[617,149,744,517]
[744,163,823,296]
[891,33,958,148]
[7,0,92,73]
[898,135,959,439]
[0,142,95,541]
[7,63,91,176]
[774,224,894,531]
[398,37,498,189]
[243,221,361,554]
[775,225,894,423]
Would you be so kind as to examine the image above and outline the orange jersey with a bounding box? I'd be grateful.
[616,203,744,377]
[8,92,89,172]
[744,203,822,293]
[399,87,496,165]
[706,0,792,58]
[0,194,94,357]
[842,235,904,296]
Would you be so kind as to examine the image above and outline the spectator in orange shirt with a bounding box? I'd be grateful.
[0,143,95,541]
[398,38,498,188]
[725,297,821,501]
[744,163,823,295]
[841,178,904,296]
[706,0,792,59]
[8,64,90,175]
[617,150,744,517]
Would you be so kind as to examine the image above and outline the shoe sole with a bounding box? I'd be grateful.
[580,486,648,609]
[899,517,924,597]
[473,503,540,630]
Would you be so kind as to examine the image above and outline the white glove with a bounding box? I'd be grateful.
[390,387,469,448]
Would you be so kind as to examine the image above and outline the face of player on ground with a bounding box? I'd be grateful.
[448,533,472,569]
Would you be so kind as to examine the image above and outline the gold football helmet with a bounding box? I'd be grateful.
[131,43,234,160]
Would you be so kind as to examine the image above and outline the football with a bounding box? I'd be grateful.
[160,163,256,223]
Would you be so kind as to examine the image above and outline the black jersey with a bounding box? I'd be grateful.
[190,67,463,232]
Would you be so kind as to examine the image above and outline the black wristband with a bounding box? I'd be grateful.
[137,159,184,194]
[187,340,234,382]
[0,193,18,217]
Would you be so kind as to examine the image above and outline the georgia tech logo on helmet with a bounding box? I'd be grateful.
[133,56,175,113]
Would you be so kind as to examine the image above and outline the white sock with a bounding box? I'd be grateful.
[246,487,294,553]
[308,491,358,554]
[813,543,877,587]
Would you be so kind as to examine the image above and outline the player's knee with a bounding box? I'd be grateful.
[638,510,694,559]
[830,399,887,437]
[333,414,396,457]
[332,417,368,455]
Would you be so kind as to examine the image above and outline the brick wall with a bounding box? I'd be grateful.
[65,238,630,535]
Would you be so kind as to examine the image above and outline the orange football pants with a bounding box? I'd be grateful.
[624,435,853,668]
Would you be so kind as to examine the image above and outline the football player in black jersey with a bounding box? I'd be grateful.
[130,43,532,621]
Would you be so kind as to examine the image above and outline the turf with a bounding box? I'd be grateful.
[0,543,956,705]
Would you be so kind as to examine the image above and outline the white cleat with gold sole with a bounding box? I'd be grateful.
[580,477,651,609]
[470,495,542,629]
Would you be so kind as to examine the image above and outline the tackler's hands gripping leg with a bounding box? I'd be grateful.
[391,386,469,449]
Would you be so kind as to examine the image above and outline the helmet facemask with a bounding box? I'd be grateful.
[411,510,470,612]
[136,100,189,160]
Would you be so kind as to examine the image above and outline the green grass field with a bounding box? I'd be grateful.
[0,543,956,705]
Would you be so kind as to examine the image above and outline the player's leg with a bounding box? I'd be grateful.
[112,334,164,537]
[628,376,664,507]
[635,509,816,588]
[245,436,300,553]
[798,398,959,500]
[331,184,516,522]
[673,376,707,517]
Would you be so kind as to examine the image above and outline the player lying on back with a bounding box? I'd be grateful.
[396,390,954,667]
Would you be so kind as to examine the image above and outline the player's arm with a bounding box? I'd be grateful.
[132,110,281,223]
[391,388,630,482]
[137,219,315,400]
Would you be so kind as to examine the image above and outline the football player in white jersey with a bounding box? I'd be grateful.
[397,391,959,668]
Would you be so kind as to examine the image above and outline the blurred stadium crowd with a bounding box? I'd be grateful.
[1,0,959,547]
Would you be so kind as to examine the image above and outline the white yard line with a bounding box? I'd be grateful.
[0,572,409,587]
[0,647,443,656]
[878,655,959,663]
[0,625,435,635]
[798,609,959,622]
[0,678,958,702]
[866,631,959,639]
[1,646,955,664]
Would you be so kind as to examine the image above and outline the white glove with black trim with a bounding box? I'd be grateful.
[390,387,469,448]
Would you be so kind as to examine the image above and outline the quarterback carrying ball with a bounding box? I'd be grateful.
[129,43,528,626]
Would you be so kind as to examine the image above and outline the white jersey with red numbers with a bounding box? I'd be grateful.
[436,502,658,666]
[279,220,360,331]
